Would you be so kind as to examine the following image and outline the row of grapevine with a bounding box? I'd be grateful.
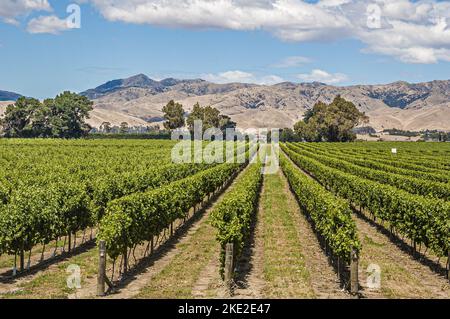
[279,151,360,263]
[0,162,214,257]
[334,148,450,172]
[313,143,450,171]
[210,158,264,275]
[296,143,449,183]
[282,144,450,257]
[0,140,249,264]
[309,141,450,156]
[286,143,450,200]
[98,162,244,259]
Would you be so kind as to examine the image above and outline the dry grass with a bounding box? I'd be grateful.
[260,171,315,298]
[354,216,450,299]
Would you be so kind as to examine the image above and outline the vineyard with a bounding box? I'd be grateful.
[0,139,449,299]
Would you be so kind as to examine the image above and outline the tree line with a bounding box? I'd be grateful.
[162,100,237,133]
[0,93,368,142]
[1,92,93,138]
[162,96,368,143]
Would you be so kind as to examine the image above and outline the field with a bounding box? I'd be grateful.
[0,139,449,299]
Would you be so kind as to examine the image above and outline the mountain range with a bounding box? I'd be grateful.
[80,74,450,132]
[1,74,449,132]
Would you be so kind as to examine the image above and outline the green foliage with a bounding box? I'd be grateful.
[187,102,236,133]
[100,122,112,133]
[119,122,129,134]
[0,181,90,254]
[1,92,93,138]
[87,132,171,140]
[210,159,263,276]
[1,97,41,138]
[219,115,237,131]
[89,163,214,222]
[299,142,450,175]
[98,163,242,259]
[382,128,420,137]
[282,144,450,257]
[162,100,185,130]
[294,96,368,142]
[279,128,300,142]
[0,140,213,257]
[280,151,360,263]
[300,144,450,184]
[286,143,450,200]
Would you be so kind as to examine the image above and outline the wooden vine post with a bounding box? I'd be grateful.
[97,240,114,297]
[350,248,359,296]
[224,243,234,293]
[97,240,107,297]
[448,249,450,283]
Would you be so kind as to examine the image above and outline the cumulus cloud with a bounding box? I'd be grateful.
[297,69,348,84]
[86,0,450,64]
[0,0,51,24]
[203,70,284,85]
[27,15,72,34]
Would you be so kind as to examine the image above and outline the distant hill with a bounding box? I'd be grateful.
[0,90,21,102]
[79,74,450,132]
[81,74,254,100]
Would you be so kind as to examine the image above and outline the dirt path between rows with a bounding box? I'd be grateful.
[84,166,248,299]
[278,171,350,299]
[191,251,222,299]
[0,231,96,297]
[198,168,350,299]
[231,181,266,299]
[354,214,450,299]
[103,212,211,299]
[282,149,449,299]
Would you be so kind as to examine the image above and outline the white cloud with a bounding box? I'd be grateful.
[86,0,450,64]
[259,75,285,85]
[203,70,283,85]
[27,15,71,34]
[0,0,51,24]
[273,56,311,68]
[297,69,348,84]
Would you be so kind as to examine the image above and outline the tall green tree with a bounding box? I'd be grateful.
[219,115,237,131]
[280,128,299,142]
[119,122,129,134]
[186,102,203,132]
[162,100,185,130]
[1,97,41,137]
[187,103,236,133]
[50,92,93,138]
[100,122,112,133]
[294,96,368,142]
[1,92,93,138]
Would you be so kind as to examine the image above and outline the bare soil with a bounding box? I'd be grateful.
[354,214,450,299]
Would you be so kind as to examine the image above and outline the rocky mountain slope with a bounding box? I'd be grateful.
[1,75,448,132]
[80,74,450,131]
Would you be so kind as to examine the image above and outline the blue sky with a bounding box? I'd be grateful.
[0,0,449,99]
